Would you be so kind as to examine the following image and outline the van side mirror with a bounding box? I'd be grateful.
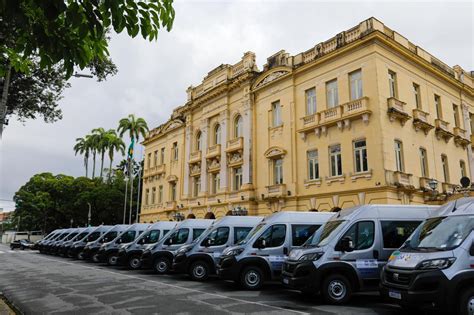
[470,242,474,256]
[164,238,172,245]
[204,238,213,247]
[255,238,266,249]
[336,236,354,252]
[283,247,289,255]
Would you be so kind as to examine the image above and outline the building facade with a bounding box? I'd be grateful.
[140,18,474,222]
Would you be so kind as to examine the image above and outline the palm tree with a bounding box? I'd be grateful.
[85,133,99,178]
[73,137,90,177]
[106,131,125,181]
[92,127,111,178]
[117,114,149,149]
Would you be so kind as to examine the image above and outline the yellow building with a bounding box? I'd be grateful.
[140,18,474,222]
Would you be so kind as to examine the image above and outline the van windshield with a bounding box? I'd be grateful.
[100,231,118,243]
[404,215,474,251]
[65,233,78,241]
[85,232,101,242]
[238,223,266,245]
[75,232,88,241]
[118,230,137,243]
[314,220,347,247]
[138,230,161,244]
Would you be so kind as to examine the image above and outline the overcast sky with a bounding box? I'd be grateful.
[0,0,472,212]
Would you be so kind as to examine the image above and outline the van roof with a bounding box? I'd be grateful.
[110,224,130,231]
[262,211,335,224]
[147,221,177,230]
[125,223,151,231]
[331,204,436,222]
[211,216,264,227]
[175,219,214,228]
[431,197,474,217]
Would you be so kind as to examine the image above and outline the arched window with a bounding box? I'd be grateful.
[234,115,243,138]
[214,124,221,145]
[195,131,202,151]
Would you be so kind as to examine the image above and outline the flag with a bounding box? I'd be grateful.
[128,137,135,160]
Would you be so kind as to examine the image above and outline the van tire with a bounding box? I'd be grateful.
[154,256,171,274]
[189,260,210,281]
[128,255,142,270]
[321,274,352,305]
[240,266,264,290]
[459,286,474,315]
[107,254,118,266]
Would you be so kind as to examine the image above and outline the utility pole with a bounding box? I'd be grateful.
[0,66,12,138]
[87,202,92,227]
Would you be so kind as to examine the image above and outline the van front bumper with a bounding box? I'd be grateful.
[281,260,319,290]
[172,253,188,273]
[216,256,239,281]
[380,266,450,311]
[96,248,118,263]
[140,250,153,269]
[117,249,144,266]
[68,245,84,258]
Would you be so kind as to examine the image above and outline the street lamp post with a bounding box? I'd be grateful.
[87,202,91,227]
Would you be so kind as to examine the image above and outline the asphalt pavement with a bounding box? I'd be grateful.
[0,244,406,314]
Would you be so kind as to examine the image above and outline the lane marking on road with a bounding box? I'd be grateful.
[0,251,4,254]
[37,255,310,315]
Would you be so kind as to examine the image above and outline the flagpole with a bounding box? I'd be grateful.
[135,146,143,223]
[129,159,134,224]
[123,174,128,224]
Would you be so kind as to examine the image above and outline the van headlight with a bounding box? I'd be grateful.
[298,252,323,261]
[177,245,193,254]
[417,257,456,270]
[224,248,244,257]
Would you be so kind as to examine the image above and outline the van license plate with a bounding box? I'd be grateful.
[389,290,401,300]
[282,278,289,284]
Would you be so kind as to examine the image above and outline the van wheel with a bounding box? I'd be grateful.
[154,257,171,274]
[77,252,85,260]
[321,274,352,305]
[92,253,100,263]
[107,254,118,266]
[128,255,142,270]
[459,287,474,315]
[240,266,264,290]
[189,261,210,281]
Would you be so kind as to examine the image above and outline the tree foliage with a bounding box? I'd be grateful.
[12,172,142,233]
[0,0,175,77]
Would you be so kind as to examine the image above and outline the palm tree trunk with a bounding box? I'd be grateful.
[84,156,88,177]
[92,151,96,178]
[108,156,113,182]
[85,156,89,178]
[100,151,105,178]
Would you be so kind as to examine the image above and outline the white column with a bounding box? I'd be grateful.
[242,99,252,185]
[462,104,474,179]
[219,110,229,189]
[200,119,209,194]
[183,125,192,197]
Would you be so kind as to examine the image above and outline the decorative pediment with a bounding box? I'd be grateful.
[162,118,185,133]
[166,175,178,182]
[264,146,287,159]
[253,66,292,89]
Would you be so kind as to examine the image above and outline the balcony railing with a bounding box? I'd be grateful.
[165,201,177,210]
[206,144,221,159]
[301,114,318,126]
[387,97,411,125]
[434,119,454,142]
[319,106,343,125]
[266,184,287,198]
[226,137,243,153]
[453,127,470,147]
[342,97,369,118]
[393,171,413,187]
[412,109,434,134]
[189,151,202,164]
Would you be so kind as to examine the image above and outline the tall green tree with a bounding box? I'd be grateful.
[91,127,109,178]
[0,0,175,136]
[106,131,126,182]
[117,114,149,148]
[73,137,90,177]
[85,133,99,178]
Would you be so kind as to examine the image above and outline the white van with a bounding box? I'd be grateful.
[281,204,434,304]
[82,224,129,262]
[117,221,176,269]
[380,197,474,314]
[173,216,263,281]
[140,219,213,274]
[216,211,334,290]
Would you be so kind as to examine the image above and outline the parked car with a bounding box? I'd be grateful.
[82,225,129,262]
[10,239,34,250]
[380,197,474,314]
[117,221,177,269]
[216,211,334,290]
[140,219,214,274]
[69,225,112,259]
[173,216,263,281]
[96,223,151,265]
[281,204,435,304]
